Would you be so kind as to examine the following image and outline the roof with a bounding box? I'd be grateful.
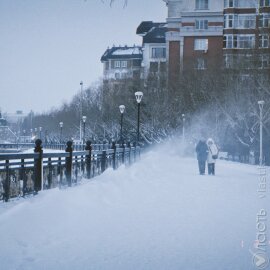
[101,46,143,62]
[136,21,167,44]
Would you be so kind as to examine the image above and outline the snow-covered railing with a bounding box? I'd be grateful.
[0,142,121,152]
[0,140,140,202]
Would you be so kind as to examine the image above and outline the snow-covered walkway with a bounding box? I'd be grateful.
[0,143,269,270]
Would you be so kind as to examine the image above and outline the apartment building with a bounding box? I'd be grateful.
[136,21,167,78]
[165,0,270,76]
[223,0,270,69]
[100,46,143,82]
[165,0,224,80]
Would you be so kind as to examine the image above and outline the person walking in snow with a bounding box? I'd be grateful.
[206,138,219,175]
[196,139,208,175]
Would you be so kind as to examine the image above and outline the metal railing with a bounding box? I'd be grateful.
[0,141,140,202]
[0,142,124,151]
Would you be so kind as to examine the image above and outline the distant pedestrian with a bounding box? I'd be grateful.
[207,138,219,175]
[196,139,208,175]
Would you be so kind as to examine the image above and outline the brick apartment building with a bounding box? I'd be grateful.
[223,0,270,69]
[165,0,270,78]
[165,0,224,79]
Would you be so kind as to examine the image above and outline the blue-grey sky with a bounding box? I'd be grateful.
[0,0,166,114]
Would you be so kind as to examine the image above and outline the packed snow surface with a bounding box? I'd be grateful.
[0,142,269,270]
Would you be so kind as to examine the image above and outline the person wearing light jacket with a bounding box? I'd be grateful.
[207,138,219,175]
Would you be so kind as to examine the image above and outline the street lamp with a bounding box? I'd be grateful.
[182,114,185,143]
[258,100,265,166]
[135,91,143,145]
[59,122,63,143]
[82,115,87,144]
[80,81,83,142]
[119,105,125,145]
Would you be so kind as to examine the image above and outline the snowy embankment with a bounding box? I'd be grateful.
[0,142,268,270]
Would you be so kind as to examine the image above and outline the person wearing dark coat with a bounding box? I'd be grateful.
[196,140,209,175]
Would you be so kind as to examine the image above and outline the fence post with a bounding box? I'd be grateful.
[127,142,131,166]
[3,160,10,202]
[21,158,27,196]
[85,140,92,179]
[101,150,107,173]
[34,139,43,194]
[111,142,116,170]
[48,157,52,189]
[65,141,73,187]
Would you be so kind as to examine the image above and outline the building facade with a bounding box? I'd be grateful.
[100,46,142,82]
[136,21,167,78]
[223,0,270,69]
[165,0,224,80]
[165,0,270,77]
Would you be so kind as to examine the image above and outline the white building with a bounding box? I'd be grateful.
[136,21,167,78]
[100,46,142,81]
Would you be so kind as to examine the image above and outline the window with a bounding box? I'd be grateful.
[114,61,120,68]
[224,55,234,68]
[238,35,255,48]
[223,35,234,48]
[237,15,256,29]
[195,19,208,30]
[224,0,237,8]
[133,59,141,67]
[259,14,270,28]
[223,35,255,49]
[121,72,128,79]
[224,14,234,28]
[194,39,208,50]
[260,0,270,7]
[160,62,167,72]
[225,0,257,8]
[259,55,270,69]
[224,14,256,29]
[150,62,158,72]
[196,58,206,70]
[121,61,127,68]
[151,47,166,58]
[259,35,270,48]
[195,0,208,9]
[115,72,120,79]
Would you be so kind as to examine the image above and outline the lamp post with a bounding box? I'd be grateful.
[82,116,87,144]
[182,114,185,143]
[59,122,63,143]
[135,91,143,145]
[80,81,83,142]
[258,100,265,166]
[119,105,125,145]
[39,127,42,140]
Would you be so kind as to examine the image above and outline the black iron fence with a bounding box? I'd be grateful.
[0,140,140,202]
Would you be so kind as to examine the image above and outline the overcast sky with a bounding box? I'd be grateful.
[0,0,167,114]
